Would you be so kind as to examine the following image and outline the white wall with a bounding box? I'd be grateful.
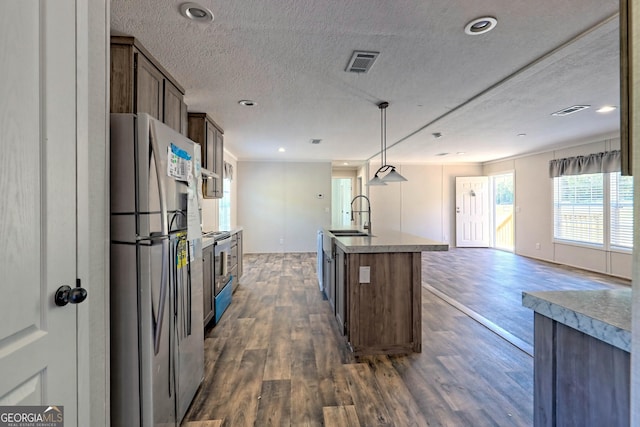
[483,136,632,279]
[369,163,483,244]
[237,161,331,253]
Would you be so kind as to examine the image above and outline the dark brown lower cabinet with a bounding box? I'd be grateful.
[341,250,422,356]
[533,313,630,427]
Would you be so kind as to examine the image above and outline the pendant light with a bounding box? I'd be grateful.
[368,102,407,186]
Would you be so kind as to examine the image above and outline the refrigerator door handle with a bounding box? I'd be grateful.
[186,241,192,336]
[150,121,170,356]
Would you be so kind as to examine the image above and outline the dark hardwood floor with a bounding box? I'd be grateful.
[422,248,630,348]
[183,250,629,427]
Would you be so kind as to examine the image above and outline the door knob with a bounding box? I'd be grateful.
[55,284,88,306]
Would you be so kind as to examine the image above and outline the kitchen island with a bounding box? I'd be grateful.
[522,289,631,427]
[323,228,447,356]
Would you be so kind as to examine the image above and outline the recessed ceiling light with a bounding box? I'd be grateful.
[179,2,214,22]
[278,147,285,153]
[310,139,322,145]
[432,132,442,139]
[596,105,617,113]
[464,17,497,35]
[435,152,449,157]
[238,99,257,107]
[518,133,527,137]
[343,162,349,166]
[456,152,465,155]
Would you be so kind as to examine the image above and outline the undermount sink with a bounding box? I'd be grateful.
[329,230,370,237]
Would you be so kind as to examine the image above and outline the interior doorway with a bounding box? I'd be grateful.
[332,178,353,227]
[492,172,515,251]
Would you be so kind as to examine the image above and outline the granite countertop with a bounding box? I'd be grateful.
[324,227,449,254]
[522,289,631,352]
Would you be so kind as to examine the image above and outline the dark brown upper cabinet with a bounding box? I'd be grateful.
[110,36,187,136]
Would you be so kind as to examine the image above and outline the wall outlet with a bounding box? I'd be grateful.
[359,266,371,284]
[535,243,541,250]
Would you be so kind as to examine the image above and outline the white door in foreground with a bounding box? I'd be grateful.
[0,1,80,425]
[456,176,490,247]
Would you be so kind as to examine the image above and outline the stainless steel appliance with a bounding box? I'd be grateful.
[110,113,204,427]
[206,231,232,324]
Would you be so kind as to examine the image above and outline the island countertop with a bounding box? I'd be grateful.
[324,227,449,254]
[522,288,631,352]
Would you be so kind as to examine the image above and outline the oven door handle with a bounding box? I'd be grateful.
[215,237,232,247]
[221,251,228,276]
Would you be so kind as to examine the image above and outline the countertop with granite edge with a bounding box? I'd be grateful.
[522,288,631,352]
[324,227,449,254]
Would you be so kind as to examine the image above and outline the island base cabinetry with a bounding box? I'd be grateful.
[340,249,422,356]
[533,313,629,427]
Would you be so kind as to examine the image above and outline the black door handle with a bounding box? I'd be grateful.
[55,284,88,306]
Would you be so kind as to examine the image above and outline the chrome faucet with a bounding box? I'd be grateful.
[350,195,372,235]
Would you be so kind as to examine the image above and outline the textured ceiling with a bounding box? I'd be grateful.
[111,0,621,165]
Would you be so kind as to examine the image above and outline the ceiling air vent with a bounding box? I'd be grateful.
[346,51,379,73]
[551,105,591,117]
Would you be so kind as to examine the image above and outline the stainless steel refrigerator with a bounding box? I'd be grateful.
[110,113,204,427]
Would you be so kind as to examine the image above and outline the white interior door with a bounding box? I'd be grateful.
[0,1,79,424]
[332,178,353,227]
[456,176,491,247]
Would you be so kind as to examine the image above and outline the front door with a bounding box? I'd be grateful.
[455,176,490,247]
[0,1,80,424]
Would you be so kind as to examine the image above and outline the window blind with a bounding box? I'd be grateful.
[610,173,634,249]
[553,174,604,245]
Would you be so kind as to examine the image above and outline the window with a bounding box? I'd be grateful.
[553,174,603,245]
[610,173,634,249]
[553,172,633,250]
[218,177,231,230]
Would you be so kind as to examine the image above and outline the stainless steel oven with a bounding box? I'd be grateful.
[213,234,232,296]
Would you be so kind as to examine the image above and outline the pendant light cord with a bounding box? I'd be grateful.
[379,101,389,169]
[380,107,385,167]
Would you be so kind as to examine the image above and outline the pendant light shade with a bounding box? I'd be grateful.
[368,175,387,186]
[367,102,407,186]
[382,167,407,182]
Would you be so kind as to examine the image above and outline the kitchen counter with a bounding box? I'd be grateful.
[522,288,631,426]
[322,227,448,356]
[522,288,631,352]
[324,227,448,254]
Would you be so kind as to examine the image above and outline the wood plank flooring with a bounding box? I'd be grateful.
[421,248,630,347]
[183,250,628,426]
